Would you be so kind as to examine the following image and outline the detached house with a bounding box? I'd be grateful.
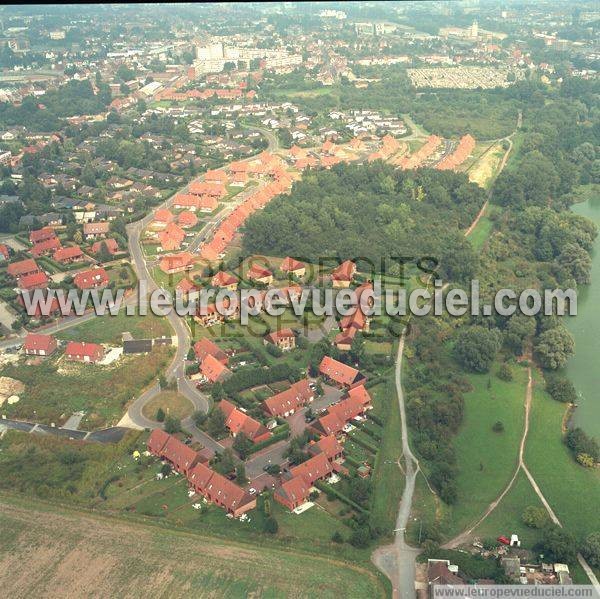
[264,328,296,352]
[73,267,109,290]
[23,333,57,357]
[64,341,105,363]
[199,354,232,383]
[83,221,110,240]
[280,256,306,278]
[331,260,356,288]
[211,271,238,291]
[246,264,273,285]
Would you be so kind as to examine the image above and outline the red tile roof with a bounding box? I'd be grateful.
[200,354,231,383]
[91,238,119,255]
[211,271,238,288]
[19,270,49,291]
[23,333,56,354]
[30,226,56,244]
[319,356,363,387]
[8,258,40,278]
[219,399,270,443]
[264,328,295,345]
[30,236,62,257]
[53,245,84,263]
[290,453,333,486]
[65,341,104,361]
[194,338,228,364]
[308,434,344,461]
[280,257,305,273]
[73,267,109,290]
[262,379,313,417]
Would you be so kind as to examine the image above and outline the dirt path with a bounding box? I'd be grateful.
[444,367,533,549]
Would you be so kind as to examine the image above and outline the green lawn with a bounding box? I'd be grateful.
[467,215,493,251]
[56,310,172,345]
[441,362,527,539]
[525,370,600,540]
[369,378,405,537]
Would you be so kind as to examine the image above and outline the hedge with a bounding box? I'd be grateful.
[314,480,369,514]
[358,424,382,442]
[367,413,384,426]
[348,432,378,453]
[245,426,290,455]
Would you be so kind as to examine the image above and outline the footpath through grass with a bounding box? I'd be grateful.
[441,362,527,539]
[525,370,600,540]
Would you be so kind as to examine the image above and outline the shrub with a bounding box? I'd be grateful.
[497,363,513,381]
[492,421,505,433]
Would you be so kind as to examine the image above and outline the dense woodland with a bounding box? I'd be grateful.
[243,162,483,282]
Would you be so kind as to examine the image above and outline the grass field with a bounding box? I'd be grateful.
[369,377,405,538]
[141,391,194,421]
[467,142,505,189]
[525,370,600,540]
[56,310,172,345]
[441,362,527,539]
[0,494,389,598]
[467,215,493,251]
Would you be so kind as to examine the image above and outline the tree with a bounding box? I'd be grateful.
[206,407,227,438]
[235,463,247,485]
[558,242,592,284]
[453,326,501,373]
[233,432,252,460]
[565,428,599,462]
[349,526,372,548]
[546,377,577,403]
[535,325,575,370]
[505,314,536,354]
[497,363,513,381]
[95,241,112,263]
[264,516,279,534]
[522,506,549,529]
[331,531,344,543]
[213,448,235,475]
[156,407,165,422]
[537,526,578,564]
[581,532,600,568]
[164,416,181,434]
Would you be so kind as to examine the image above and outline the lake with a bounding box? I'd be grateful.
[566,191,600,438]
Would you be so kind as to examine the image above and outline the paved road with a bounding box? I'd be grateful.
[123,125,279,435]
[372,335,421,599]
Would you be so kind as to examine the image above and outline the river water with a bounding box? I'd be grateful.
[566,194,600,437]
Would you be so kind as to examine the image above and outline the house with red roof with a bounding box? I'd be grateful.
[64,341,104,363]
[158,252,194,274]
[189,463,256,517]
[279,257,306,278]
[0,243,10,261]
[83,221,110,240]
[219,399,271,444]
[189,181,226,199]
[205,169,228,185]
[290,453,333,487]
[175,278,197,297]
[262,379,313,418]
[307,434,344,462]
[152,208,174,228]
[231,171,248,187]
[274,475,311,511]
[194,338,228,365]
[246,264,273,285]
[19,271,49,291]
[73,267,109,290]
[177,210,198,229]
[29,226,56,245]
[172,193,200,211]
[264,328,296,352]
[331,260,356,288]
[147,429,202,477]
[7,258,40,279]
[30,236,62,257]
[199,354,232,383]
[211,271,238,291]
[23,333,57,357]
[319,356,366,389]
[91,238,119,255]
[53,245,84,264]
